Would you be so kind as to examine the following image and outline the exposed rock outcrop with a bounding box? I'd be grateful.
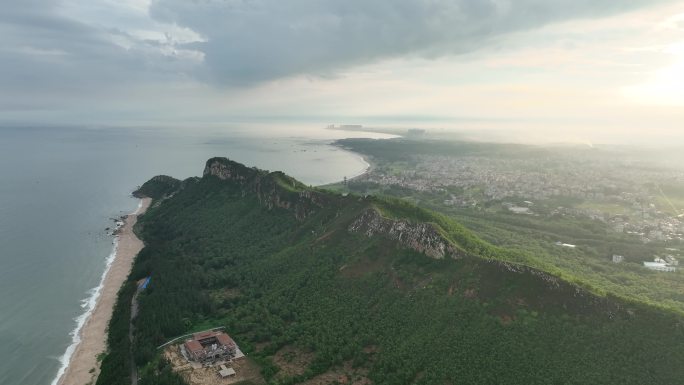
[203,157,262,182]
[203,157,329,220]
[348,208,465,259]
[348,208,624,315]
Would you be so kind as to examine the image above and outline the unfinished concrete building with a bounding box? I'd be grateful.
[183,330,237,365]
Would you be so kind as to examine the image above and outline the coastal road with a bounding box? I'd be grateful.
[130,276,150,385]
[130,287,141,385]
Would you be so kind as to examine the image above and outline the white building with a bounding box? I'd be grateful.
[556,241,577,249]
[643,262,676,272]
[612,255,624,263]
[664,255,679,266]
[509,206,531,214]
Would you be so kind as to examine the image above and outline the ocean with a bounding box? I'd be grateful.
[0,124,393,385]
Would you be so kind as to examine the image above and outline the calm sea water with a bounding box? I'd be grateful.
[0,124,393,385]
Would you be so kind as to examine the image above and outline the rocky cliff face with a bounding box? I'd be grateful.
[204,158,469,256]
[253,178,330,220]
[203,157,262,182]
[348,208,466,259]
[203,157,330,220]
[347,208,622,313]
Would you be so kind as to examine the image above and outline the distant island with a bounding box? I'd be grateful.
[326,124,427,137]
[93,157,684,385]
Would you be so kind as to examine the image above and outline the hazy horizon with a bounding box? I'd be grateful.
[2,121,683,148]
[2,0,683,144]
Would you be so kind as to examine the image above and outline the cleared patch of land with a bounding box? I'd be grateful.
[576,201,629,215]
[273,345,314,378]
[299,362,371,385]
[164,346,264,385]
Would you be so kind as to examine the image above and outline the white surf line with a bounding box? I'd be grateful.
[50,199,142,385]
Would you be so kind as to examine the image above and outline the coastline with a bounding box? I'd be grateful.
[347,151,374,182]
[54,197,152,385]
[328,141,376,185]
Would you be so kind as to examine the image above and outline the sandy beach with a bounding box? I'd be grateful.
[57,197,151,385]
[327,142,375,186]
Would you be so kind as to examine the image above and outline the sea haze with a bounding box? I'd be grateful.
[0,125,392,385]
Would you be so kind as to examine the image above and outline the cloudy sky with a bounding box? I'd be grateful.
[2,0,683,143]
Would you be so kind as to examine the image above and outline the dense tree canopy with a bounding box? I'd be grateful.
[97,160,684,385]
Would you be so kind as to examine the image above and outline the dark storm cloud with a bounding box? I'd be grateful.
[0,0,190,103]
[0,1,127,91]
[149,0,671,85]
[0,0,674,99]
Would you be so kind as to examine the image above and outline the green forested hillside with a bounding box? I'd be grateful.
[97,158,684,385]
[328,138,684,314]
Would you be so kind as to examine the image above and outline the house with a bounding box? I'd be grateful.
[612,255,624,263]
[183,330,237,364]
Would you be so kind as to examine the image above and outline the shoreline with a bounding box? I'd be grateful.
[53,197,152,385]
[327,141,376,186]
[347,152,374,182]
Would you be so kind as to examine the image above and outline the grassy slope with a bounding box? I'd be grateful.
[98,160,684,385]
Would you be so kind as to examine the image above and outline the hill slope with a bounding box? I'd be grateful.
[98,157,684,385]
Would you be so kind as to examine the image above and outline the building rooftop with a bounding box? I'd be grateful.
[216,333,235,347]
[184,340,203,353]
[644,262,664,267]
[185,330,236,352]
[643,262,676,272]
[193,331,216,341]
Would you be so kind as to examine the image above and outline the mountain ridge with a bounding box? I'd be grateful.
[134,157,661,317]
[96,157,684,385]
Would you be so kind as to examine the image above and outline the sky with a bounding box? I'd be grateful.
[1,0,683,144]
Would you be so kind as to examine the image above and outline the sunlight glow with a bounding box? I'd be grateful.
[625,42,684,106]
